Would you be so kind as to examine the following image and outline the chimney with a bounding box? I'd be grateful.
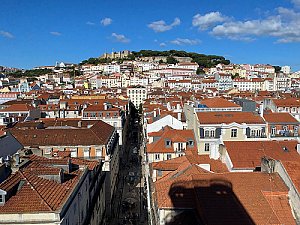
[259,103,264,118]
[78,120,82,128]
[104,103,108,110]
[297,143,300,155]
[15,152,20,166]
[177,112,181,121]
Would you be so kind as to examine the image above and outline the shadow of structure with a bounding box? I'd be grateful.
[166,179,255,225]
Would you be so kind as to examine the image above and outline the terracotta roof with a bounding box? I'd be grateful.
[223,140,300,169]
[263,112,299,123]
[147,128,196,154]
[0,104,35,112]
[154,166,295,224]
[201,98,241,108]
[281,160,300,194]
[151,154,228,173]
[273,98,300,107]
[0,157,86,213]
[10,120,114,147]
[197,111,265,124]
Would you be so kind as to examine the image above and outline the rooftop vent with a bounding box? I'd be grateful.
[283,146,289,152]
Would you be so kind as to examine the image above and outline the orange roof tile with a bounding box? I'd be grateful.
[263,112,299,123]
[223,140,300,169]
[197,111,265,124]
[201,98,241,108]
[147,128,196,154]
[154,166,295,224]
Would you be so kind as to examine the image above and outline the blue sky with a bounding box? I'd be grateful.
[0,0,299,70]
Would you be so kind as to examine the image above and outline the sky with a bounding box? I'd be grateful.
[0,0,299,70]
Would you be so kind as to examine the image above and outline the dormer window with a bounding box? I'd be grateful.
[188,140,194,146]
[165,139,171,147]
[0,189,7,206]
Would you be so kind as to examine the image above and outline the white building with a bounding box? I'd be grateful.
[127,85,147,108]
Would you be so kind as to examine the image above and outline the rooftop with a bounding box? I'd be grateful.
[197,111,265,124]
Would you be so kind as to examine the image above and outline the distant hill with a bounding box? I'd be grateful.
[80,50,230,68]
[131,50,230,67]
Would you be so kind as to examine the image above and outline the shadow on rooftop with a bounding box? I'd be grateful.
[166,179,255,225]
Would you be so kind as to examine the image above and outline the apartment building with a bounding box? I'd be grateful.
[127,85,147,108]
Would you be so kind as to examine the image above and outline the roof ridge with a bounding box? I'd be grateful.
[19,171,53,211]
[89,122,107,144]
[261,189,282,224]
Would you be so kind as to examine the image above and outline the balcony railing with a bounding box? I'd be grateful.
[271,132,298,138]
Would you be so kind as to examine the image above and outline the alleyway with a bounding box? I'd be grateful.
[108,109,148,225]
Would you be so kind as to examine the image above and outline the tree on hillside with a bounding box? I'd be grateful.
[166,56,178,64]
[273,66,281,73]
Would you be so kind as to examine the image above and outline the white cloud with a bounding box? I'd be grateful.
[86,21,95,25]
[159,42,166,47]
[192,12,227,30]
[50,31,62,36]
[111,33,130,43]
[170,38,201,45]
[101,18,112,26]
[0,30,14,39]
[194,6,300,43]
[148,17,181,32]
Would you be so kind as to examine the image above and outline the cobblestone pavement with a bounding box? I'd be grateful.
[108,113,148,225]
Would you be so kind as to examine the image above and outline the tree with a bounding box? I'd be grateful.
[231,73,240,79]
[166,56,178,64]
[273,66,281,73]
[196,68,205,75]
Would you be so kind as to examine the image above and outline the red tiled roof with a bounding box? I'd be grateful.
[197,111,265,124]
[0,104,35,112]
[223,140,300,169]
[281,160,300,194]
[10,120,114,146]
[147,128,196,154]
[154,166,294,224]
[273,98,300,107]
[151,154,228,173]
[263,112,299,123]
[0,168,81,213]
[201,98,241,108]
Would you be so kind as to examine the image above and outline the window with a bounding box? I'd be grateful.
[251,129,256,137]
[96,148,102,157]
[157,170,162,177]
[188,140,194,146]
[165,140,171,147]
[204,143,210,152]
[204,129,215,138]
[271,127,276,136]
[155,154,160,160]
[0,195,3,203]
[113,122,117,127]
[205,130,210,137]
[167,154,171,160]
[90,112,96,117]
[44,148,51,155]
[70,148,77,157]
[178,143,183,151]
[231,129,237,137]
[84,148,90,158]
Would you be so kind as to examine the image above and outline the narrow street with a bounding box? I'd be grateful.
[109,108,148,225]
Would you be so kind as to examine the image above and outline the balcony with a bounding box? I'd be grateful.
[271,131,298,138]
[175,148,185,153]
